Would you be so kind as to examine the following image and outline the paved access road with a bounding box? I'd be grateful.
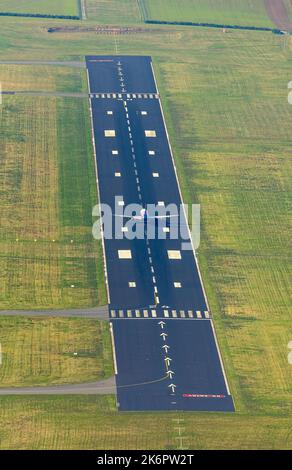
[0,376,116,395]
[86,56,234,412]
[0,91,88,98]
[0,60,85,67]
[0,306,109,320]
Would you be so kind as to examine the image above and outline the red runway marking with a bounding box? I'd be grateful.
[183,393,226,399]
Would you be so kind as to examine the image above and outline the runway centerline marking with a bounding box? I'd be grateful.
[121,95,160,307]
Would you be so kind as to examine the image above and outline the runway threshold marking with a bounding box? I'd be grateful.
[92,93,159,100]
[109,309,210,319]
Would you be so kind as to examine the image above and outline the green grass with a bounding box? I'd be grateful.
[0,13,291,449]
[86,0,140,24]
[0,318,113,387]
[141,0,276,28]
[0,396,291,449]
[0,0,79,16]
[0,64,85,92]
[0,66,106,309]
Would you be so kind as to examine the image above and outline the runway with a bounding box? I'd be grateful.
[86,56,234,412]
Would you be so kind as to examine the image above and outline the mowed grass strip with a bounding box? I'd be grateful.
[0,317,113,387]
[0,92,106,309]
[0,0,79,16]
[0,64,86,92]
[142,0,275,28]
[0,396,291,450]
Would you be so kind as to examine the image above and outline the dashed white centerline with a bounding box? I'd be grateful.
[121,89,160,307]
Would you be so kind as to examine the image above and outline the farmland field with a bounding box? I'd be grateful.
[0,317,113,387]
[141,0,278,28]
[0,6,291,449]
[0,0,79,16]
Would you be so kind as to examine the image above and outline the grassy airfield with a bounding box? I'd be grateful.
[0,0,291,449]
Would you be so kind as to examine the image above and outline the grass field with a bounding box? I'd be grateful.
[0,317,113,387]
[0,396,291,449]
[0,66,106,309]
[86,0,140,24]
[141,0,276,28]
[0,64,86,92]
[0,10,291,449]
[0,0,79,16]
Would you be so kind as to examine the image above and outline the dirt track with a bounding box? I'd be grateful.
[264,0,292,31]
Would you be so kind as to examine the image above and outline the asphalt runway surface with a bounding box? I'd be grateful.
[86,56,234,412]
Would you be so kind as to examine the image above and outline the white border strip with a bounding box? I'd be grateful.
[150,60,232,398]
[210,320,230,395]
[86,68,111,304]
[110,322,118,375]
